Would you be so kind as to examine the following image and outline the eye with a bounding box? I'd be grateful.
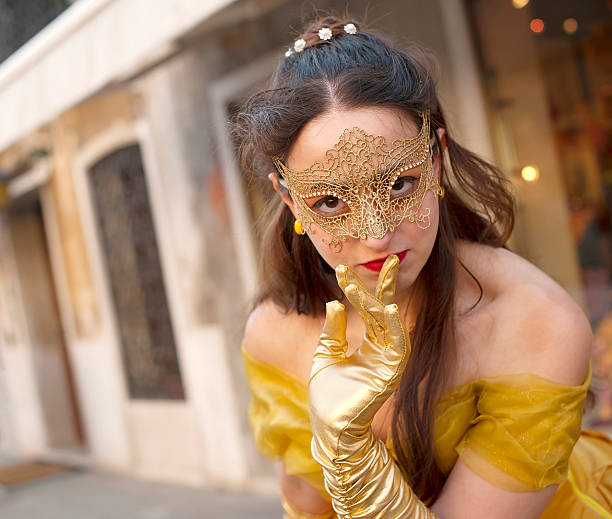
[390,174,420,198]
[311,195,349,216]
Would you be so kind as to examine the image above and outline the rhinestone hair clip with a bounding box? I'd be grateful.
[285,23,357,57]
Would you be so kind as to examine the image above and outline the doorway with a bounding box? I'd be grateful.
[7,190,85,449]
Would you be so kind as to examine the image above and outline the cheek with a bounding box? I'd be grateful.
[423,193,440,237]
[416,194,440,254]
[398,192,440,239]
[395,194,440,275]
[305,225,347,269]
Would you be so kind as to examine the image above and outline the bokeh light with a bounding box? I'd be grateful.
[563,18,578,35]
[529,18,545,33]
[521,165,540,182]
[512,0,530,8]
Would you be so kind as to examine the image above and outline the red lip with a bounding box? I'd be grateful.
[360,250,409,272]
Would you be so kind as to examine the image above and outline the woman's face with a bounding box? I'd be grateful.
[273,106,442,298]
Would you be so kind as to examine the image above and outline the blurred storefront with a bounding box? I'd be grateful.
[0,0,258,490]
[467,0,612,421]
[0,0,609,495]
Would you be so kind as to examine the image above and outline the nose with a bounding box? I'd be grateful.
[360,231,393,252]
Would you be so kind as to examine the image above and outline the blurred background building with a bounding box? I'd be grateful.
[0,0,610,496]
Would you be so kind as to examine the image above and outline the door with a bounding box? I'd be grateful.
[7,191,85,449]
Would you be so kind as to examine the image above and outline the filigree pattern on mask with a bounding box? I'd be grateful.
[273,111,439,251]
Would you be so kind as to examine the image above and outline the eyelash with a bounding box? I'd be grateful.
[313,195,346,216]
[390,174,419,197]
[308,168,420,216]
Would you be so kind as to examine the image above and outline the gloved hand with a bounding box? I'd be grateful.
[308,255,439,518]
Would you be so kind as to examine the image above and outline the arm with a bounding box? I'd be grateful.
[308,258,592,518]
[432,459,558,519]
[280,463,334,518]
[309,256,438,518]
[432,284,592,519]
[244,303,336,518]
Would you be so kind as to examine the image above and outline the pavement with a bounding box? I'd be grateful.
[3,424,609,519]
[0,469,283,519]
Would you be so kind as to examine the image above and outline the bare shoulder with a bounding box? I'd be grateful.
[459,242,593,385]
[244,299,324,382]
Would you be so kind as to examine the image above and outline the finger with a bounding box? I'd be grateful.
[316,300,348,359]
[335,263,373,300]
[343,283,386,341]
[384,303,411,364]
[335,263,351,293]
[375,255,399,305]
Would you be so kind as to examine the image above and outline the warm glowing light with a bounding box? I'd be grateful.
[512,0,530,8]
[530,18,545,33]
[521,165,539,182]
[563,18,578,34]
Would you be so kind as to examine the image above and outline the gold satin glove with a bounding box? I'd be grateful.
[281,493,335,519]
[308,255,439,518]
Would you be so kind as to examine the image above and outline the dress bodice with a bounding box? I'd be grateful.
[243,345,612,517]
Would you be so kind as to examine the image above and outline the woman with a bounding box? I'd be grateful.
[236,15,612,518]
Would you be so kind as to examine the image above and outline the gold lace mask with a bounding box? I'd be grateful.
[273,111,440,251]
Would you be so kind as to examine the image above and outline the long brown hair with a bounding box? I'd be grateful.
[234,16,515,503]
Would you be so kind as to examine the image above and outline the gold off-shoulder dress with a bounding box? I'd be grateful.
[243,346,612,518]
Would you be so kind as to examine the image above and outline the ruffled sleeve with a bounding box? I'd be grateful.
[241,345,326,494]
[454,366,592,492]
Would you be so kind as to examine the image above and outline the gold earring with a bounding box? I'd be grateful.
[437,185,445,199]
[294,219,306,235]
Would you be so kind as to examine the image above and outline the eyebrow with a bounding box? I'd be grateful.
[375,160,413,177]
[296,155,422,194]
